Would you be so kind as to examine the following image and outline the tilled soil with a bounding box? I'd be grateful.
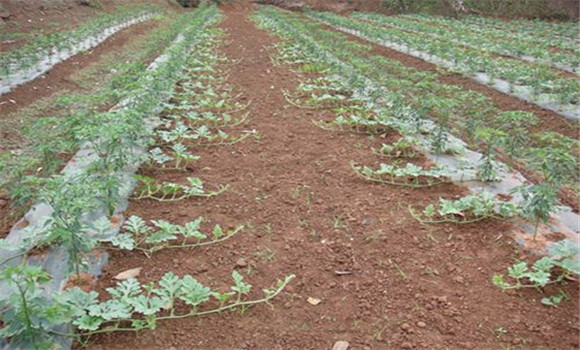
[87,6,579,350]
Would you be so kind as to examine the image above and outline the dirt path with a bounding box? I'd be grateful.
[87,6,579,350]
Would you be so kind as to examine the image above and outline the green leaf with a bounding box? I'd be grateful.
[548,240,579,260]
[527,271,551,287]
[155,272,183,308]
[556,259,580,276]
[179,276,211,307]
[541,295,563,307]
[532,256,555,273]
[145,230,177,244]
[492,274,509,289]
[110,234,135,250]
[422,204,435,217]
[507,262,528,279]
[58,287,99,317]
[438,198,462,216]
[106,278,141,301]
[130,295,164,316]
[124,216,151,236]
[73,314,104,331]
[212,291,234,304]
[181,218,205,239]
[87,300,132,321]
[212,225,224,239]
[231,271,251,295]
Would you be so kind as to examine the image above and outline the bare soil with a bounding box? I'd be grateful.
[85,6,579,350]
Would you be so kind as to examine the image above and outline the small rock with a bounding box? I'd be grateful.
[236,258,247,268]
[114,267,141,280]
[400,323,412,332]
[512,338,521,345]
[196,265,208,273]
[454,276,465,284]
[417,321,426,328]
[307,297,321,306]
[401,342,413,349]
[331,341,349,350]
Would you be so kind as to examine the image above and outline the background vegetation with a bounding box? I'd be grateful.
[381,0,579,20]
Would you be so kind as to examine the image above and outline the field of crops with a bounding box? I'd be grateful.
[0,1,578,349]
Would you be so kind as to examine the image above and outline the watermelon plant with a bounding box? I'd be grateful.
[132,175,228,202]
[102,215,243,257]
[493,241,579,303]
[352,162,450,188]
[0,265,294,349]
[410,192,517,224]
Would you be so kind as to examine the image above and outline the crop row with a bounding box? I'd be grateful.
[0,5,161,93]
[307,10,579,117]
[259,8,580,193]
[354,12,579,73]
[253,5,579,303]
[461,14,578,42]
[0,4,233,348]
[0,9,216,225]
[403,14,578,55]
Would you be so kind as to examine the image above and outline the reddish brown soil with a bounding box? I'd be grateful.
[86,6,579,350]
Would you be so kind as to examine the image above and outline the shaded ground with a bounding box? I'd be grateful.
[86,4,579,350]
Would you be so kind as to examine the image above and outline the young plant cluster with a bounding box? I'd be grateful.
[103,215,243,257]
[493,240,579,306]
[0,264,294,348]
[0,4,236,348]
[133,28,253,202]
[353,162,450,188]
[410,192,517,224]
[1,4,295,349]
